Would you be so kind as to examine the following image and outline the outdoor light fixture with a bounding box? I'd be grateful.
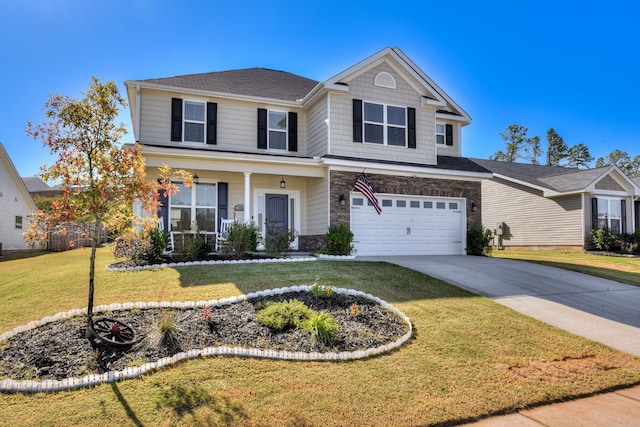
[280,177,286,188]
[193,171,199,184]
[339,194,346,206]
[471,202,478,212]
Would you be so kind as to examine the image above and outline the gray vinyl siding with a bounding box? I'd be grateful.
[328,62,437,165]
[482,178,583,247]
[307,96,328,158]
[305,175,329,235]
[435,121,461,157]
[138,88,308,156]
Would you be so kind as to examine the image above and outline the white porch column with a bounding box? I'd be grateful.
[243,172,252,223]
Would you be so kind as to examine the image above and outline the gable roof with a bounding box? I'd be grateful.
[134,68,319,103]
[0,141,37,210]
[22,176,53,192]
[318,47,471,123]
[472,158,640,197]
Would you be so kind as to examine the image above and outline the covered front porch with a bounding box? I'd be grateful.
[141,146,329,251]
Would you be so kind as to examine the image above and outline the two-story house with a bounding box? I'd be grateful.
[125,47,491,256]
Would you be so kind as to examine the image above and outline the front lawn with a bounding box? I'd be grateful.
[1,248,639,426]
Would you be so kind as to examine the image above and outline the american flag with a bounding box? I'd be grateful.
[353,174,382,214]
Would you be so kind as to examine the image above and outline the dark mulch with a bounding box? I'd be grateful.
[0,292,410,382]
[109,253,290,269]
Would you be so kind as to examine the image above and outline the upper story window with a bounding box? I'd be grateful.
[436,123,453,146]
[353,99,416,148]
[268,111,287,150]
[363,102,406,147]
[15,216,23,229]
[184,101,205,143]
[171,98,217,145]
[257,109,298,152]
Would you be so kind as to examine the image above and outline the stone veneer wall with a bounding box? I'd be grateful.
[329,171,482,228]
[298,234,327,252]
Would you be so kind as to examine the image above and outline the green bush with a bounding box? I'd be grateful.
[326,224,354,255]
[222,221,260,257]
[264,223,296,256]
[300,312,340,345]
[146,228,169,260]
[174,232,212,260]
[112,231,153,264]
[311,277,333,298]
[591,228,639,254]
[466,224,493,256]
[256,299,315,331]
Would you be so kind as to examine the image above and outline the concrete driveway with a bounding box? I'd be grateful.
[358,255,640,356]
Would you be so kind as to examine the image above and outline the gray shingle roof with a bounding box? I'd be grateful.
[470,158,612,193]
[140,68,319,102]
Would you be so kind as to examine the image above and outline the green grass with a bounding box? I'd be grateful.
[1,248,640,426]
[493,250,640,287]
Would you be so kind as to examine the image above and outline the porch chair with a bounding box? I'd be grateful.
[158,216,174,253]
[216,219,236,251]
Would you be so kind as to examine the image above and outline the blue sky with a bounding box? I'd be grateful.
[2,0,639,177]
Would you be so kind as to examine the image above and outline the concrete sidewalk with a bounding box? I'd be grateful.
[358,255,640,426]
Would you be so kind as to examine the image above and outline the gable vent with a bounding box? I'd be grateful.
[374,71,396,89]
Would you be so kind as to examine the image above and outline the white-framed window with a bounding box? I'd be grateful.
[436,123,445,145]
[268,110,287,150]
[170,182,217,232]
[15,216,22,229]
[183,101,206,143]
[363,101,406,146]
[596,197,622,233]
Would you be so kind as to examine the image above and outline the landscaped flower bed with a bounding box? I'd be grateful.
[0,286,412,392]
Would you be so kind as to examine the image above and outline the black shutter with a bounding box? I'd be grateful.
[206,102,217,145]
[621,199,627,233]
[257,108,267,149]
[288,112,298,152]
[218,182,228,230]
[158,181,169,231]
[591,197,598,229]
[171,98,182,142]
[445,124,453,146]
[407,107,416,149]
[353,99,363,142]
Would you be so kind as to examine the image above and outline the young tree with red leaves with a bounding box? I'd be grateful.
[25,77,189,338]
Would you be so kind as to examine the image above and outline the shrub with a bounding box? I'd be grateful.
[326,224,354,255]
[174,232,212,260]
[222,221,260,257]
[146,227,169,261]
[466,224,493,256]
[591,228,639,254]
[300,312,340,345]
[256,299,315,331]
[264,223,296,256]
[112,230,153,264]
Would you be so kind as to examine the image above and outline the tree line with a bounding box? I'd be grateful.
[489,124,640,175]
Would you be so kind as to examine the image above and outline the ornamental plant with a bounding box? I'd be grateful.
[326,223,354,255]
[25,77,191,338]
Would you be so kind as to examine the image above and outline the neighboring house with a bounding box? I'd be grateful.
[124,47,491,256]
[0,142,38,251]
[472,159,640,250]
[22,176,62,198]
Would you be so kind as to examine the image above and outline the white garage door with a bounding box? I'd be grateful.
[350,193,465,256]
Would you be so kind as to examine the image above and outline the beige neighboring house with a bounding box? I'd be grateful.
[0,141,37,252]
[124,47,492,256]
[472,159,640,250]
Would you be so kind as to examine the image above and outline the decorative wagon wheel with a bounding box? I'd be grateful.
[90,317,140,346]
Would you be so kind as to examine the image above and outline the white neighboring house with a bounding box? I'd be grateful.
[0,141,38,252]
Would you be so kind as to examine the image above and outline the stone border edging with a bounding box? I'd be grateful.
[106,256,317,272]
[0,286,412,393]
[318,254,356,260]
